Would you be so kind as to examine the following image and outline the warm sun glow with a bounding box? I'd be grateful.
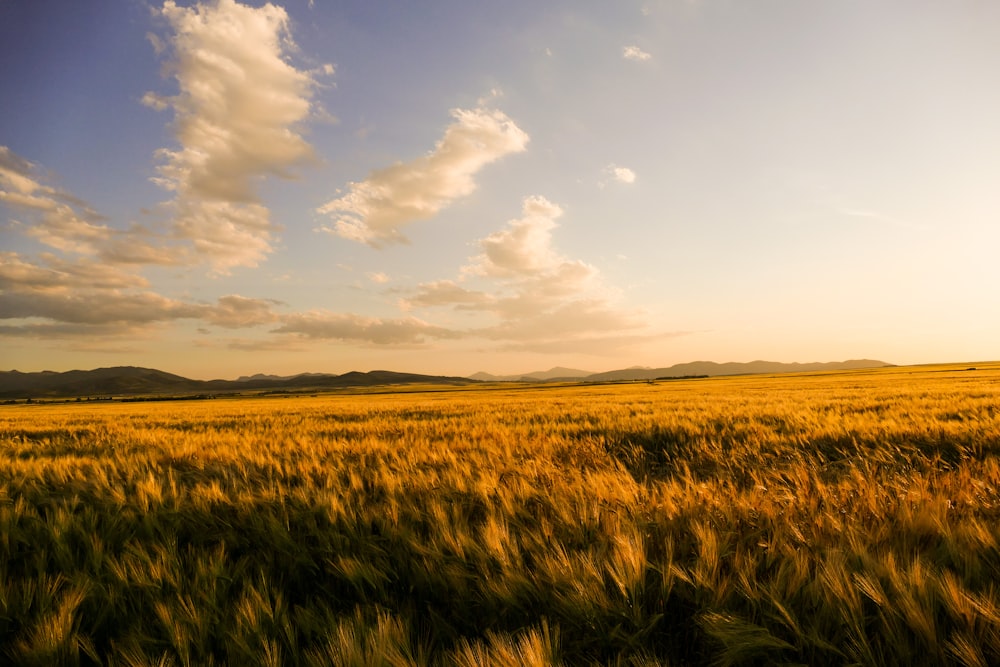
[1,0,998,378]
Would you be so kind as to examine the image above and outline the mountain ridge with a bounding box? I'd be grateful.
[0,366,475,399]
[469,366,595,382]
[593,359,893,381]
[472,359,892,383]
[0,360,893,398]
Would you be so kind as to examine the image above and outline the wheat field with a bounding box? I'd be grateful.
[2,363,1000,665]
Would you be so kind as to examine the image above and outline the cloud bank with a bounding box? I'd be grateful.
[405,196,649,353]
[274,312,458,345]
[0,146,114,256]
[318,107,529,247]
[150,0,321,271]
[1,1,655,362]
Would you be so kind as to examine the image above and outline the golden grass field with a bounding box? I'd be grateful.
[2,362,1000,666]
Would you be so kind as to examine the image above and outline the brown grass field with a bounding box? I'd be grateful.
[2,362,1000,665]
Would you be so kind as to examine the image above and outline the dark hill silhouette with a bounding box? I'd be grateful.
[469,366,594,382]
[582,359,891,382]
[470,359,892,383]
[0,360,894,399]
[0,367,475,399]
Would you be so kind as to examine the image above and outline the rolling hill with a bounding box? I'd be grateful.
[0,360,893,399]
[0,367,476,399]
[471,359,891,383]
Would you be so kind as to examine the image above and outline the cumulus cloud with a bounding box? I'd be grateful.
[0,265,286,340]
[599,164,637,189]
[318,107,529,247]
[0,289,203,327]
[2,145,461,348]
[607,164,637,184]
[150,0,319,270]
[404,280,494,310]
[274,311,459,345]
[0,253,149,291]
[202,295,281,328]
[405,196,647,350]
[623,45,652,61]
[468,196,565,277]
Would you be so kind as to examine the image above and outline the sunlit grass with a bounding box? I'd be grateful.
[1,363,999,664]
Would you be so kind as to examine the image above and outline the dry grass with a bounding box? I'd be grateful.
[1,363,999,665]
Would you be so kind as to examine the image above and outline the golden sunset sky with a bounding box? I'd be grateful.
[2,0,998,378]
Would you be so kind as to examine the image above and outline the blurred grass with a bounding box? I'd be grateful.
[1,363,999,665]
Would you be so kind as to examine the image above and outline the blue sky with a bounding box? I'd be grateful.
[2,0,999,379]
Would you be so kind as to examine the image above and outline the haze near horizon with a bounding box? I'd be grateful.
[2,0,998,379]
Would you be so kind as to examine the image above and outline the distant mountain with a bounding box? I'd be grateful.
[470,366,595,382]
[0,367,197,397]
[0,360,894,399]
[470,360,891,383]
[234,372,335,382]
[584,359,892,382]
[0,367,476,399]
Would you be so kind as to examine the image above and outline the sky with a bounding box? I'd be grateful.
[2,0,999,379]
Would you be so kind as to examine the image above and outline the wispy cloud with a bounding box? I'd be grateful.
[2,143,466,349]
[273,311,459,345]
[837,207,924,230]
[0,267,288,339]
[404,196,648,351]
[0,289,203,327]
[403,280,494,310]
[0,252,149,290]
[150,0,320,271]
[0,146,114,255]
[318,107,529,247]
[202,295,282,329]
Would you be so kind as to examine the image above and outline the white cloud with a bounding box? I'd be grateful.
[406,196,647,350]
[203,295,281,328]
[151,0,319,271]
[273,311,459,345]
[140,91,169,111]
[0,253,150,291]
[0,146,46,198]
[623,45,652,62]
[317,107,529,247]
[169,200,276,271]
[1,144,465,348]
[0,289,203,327]
[0,146,114,255]
[404,280,495,310]
[610,165,637,184]
[1,146,189,266]
[0,241,281,337]
[599,164,637,189]
[466,196,579,278]
[22,209,112,255]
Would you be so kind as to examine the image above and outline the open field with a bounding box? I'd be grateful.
[2,363,1000,665]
